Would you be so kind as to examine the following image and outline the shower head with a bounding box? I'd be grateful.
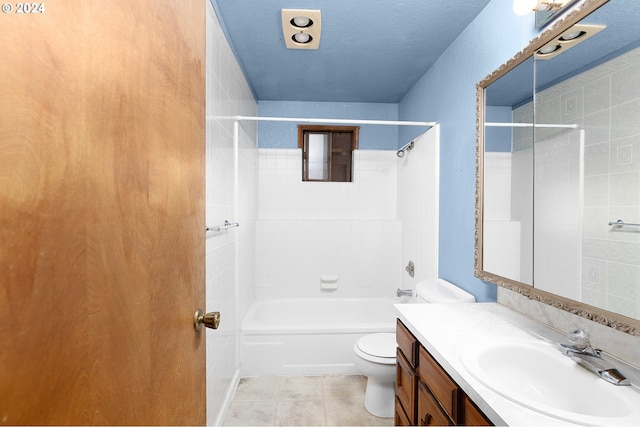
[396,140,415,158]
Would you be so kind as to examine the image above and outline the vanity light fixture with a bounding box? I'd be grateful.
[512,0,571,15]
[535,23,605,60]
[282,9,321,50]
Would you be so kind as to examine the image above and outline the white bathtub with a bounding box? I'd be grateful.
[240,297,401,376]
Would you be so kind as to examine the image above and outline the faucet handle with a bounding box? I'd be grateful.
[567,328,590,350]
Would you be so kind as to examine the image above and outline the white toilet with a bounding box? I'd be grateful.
[352,279,476,418]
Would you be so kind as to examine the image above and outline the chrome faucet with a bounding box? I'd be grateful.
[558,328,630,386]
[396,288,413,297]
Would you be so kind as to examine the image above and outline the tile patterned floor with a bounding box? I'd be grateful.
[223,375,394,426]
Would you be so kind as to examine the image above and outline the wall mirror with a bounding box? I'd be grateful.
[476,0,640,336]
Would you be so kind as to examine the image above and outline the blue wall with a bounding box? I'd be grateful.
[258,101,400,149]
[398,0,539,302]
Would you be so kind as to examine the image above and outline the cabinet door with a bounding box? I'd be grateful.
[462,394,493,426]
[395,397,412,426]
[396,348,417,423]
[417,381,452,426]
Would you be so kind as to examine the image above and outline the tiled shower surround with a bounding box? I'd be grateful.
[254,127,439,299]
[255,149,401,298]
[505,46,640,319]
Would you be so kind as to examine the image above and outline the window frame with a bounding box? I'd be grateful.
[298,125,359,182]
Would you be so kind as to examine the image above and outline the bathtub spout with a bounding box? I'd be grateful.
[396,288,413,297]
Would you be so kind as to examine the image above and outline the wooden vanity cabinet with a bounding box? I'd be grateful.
[395,319,493,426]
[395,319,418,424]
[462,395,492,426]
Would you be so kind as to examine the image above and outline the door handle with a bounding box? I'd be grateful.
[193,309,220,331]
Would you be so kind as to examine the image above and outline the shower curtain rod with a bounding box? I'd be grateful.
[485,122,578,129]
[233,115,435,127]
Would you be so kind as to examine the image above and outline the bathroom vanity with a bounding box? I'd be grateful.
[395,318,491,426]
[394,303,640,426]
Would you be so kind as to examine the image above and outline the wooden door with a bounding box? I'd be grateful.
[0,0,206,424]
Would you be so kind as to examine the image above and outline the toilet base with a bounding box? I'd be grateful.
[363,376,395,418]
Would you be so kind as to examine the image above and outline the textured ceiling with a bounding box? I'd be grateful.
[211,0,491,103]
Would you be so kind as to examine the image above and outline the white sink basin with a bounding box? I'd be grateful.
[461,338,640,425]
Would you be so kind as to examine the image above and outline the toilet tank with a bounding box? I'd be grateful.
[415,279,476,303]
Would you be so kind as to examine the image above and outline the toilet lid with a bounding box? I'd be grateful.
[356,333,396,358]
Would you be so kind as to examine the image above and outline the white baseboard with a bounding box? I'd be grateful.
[209,366,241,426]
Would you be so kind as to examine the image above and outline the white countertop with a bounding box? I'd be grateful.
[394,302,640,426]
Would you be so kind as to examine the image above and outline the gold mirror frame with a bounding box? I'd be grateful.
[475,0,640,337]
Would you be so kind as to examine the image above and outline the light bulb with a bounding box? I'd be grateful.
[292,32,311,44]
[538,43,561,54]
[513,0,539,15]
[291,16,311,28]
[560,30,585,41]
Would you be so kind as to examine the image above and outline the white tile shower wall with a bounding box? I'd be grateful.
[258,149,398,220]
[255,219,401,298]
[483,152,513,221]
[397,127,439,289]
[237,122,258,326]
[206,2,257,426]
[533,131,583,300]
[511,148,534,284]
[482,152,524,281]
[483,221,521,280]
[256,149,401,298]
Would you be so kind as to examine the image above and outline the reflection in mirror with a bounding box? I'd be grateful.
[533,1,640,320]
[476,0,640,335]
[532,0,580,28]
[483,57,534,285]
[512,0,580,28]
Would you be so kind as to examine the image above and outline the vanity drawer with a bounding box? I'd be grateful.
[396,319,417,366]
[417,380,452,426]
[418,345,459,423]
[396,348,417,422]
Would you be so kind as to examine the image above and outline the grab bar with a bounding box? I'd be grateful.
[206,220,239,233]
[608,219,640,228]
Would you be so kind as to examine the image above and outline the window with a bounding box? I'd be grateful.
[298,125,359,182]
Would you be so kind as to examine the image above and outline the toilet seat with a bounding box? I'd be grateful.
[355,333,396,365]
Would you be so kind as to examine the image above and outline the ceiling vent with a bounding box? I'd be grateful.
[535,23,606,60]
[282,9,321,50]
